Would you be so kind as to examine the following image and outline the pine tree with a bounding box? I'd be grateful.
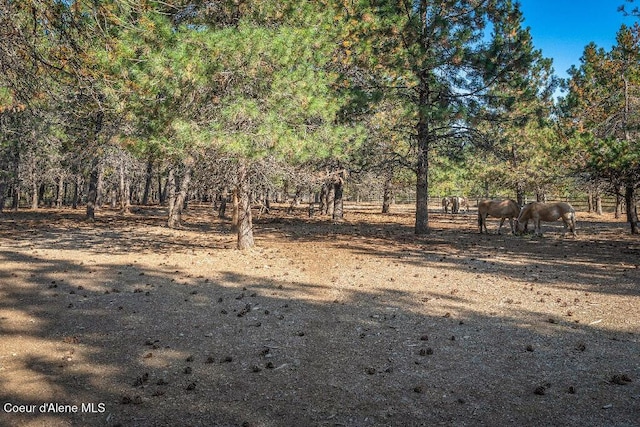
[562,24,640,233]
[333,0,541,233]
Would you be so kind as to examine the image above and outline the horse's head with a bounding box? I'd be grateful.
[514,218,528,235]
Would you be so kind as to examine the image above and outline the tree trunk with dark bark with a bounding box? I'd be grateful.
[0,182,6,212]
[86,156,99,220]
[332,177,344,222]
[319,182,330,215]
[72,176,80,209]
[382,172,393,214]
[218,191,228,219]
[231,188,239,231]
[119,158,130,213]
[167,160,195,228]
[31,177,38,209]
[142,158,153,205]
[56,175,64,208]
[414,80,431,234]
[615,186,623,219]
[95,162,103,210]
[236,162,255,250]
[625,184,638,234]
[11,183,19,211]
[415,134,429,234]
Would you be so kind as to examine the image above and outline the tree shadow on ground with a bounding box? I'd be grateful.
[253,205,640,299]
[0,206,638,426]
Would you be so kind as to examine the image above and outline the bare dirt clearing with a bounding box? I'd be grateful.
[1,204,639,427]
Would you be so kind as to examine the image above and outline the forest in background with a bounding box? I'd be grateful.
[1,0,640,248]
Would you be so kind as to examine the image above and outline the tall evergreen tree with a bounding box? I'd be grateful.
[475,5,557,205]
[562,24,640,233]
[333,0,540,233]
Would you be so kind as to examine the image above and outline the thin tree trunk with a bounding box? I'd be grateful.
[39,183,46,207]
[415,166,428,233]
[264,189,270,212]
[9,184,16,210]
[511,144,525,206]
[218,191,228,218]
[119,158,130,213]
[159,174,166,205]
[11,147,20,212]
[625,184,638,234]
[11,183,19,211]
[622,75,637,233]
[382,171,393,214]
[281,181,289,203]
[326,183,334,216]
[142,157,153,205]
[236,161,255,250]
[0,182,6,212]
[595,194,603,215]
[86,157,99,220]
[72,176,80,209]
[166,165,177,227]
[287,186,303,214]
[95,161,103,210]
[415,136,429,233]
[615,188,623,219]
[332,176,344,222]
[56,175,64,208]
[319,182,329,215]
[415,81,430,234]
[31,177,38,209]
[515,183,525,207]
[168,161,193,228]
[231,188,239,231]
[177,160,193,216]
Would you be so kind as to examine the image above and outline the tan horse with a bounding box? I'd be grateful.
[516,202,576,237]
[452,196,469,213]
[442,197,452,213]
[478,199,521,234]
[442,196,469,214]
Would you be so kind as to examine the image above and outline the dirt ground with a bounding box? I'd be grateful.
[0,203,638,427]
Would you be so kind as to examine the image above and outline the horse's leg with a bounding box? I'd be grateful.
[561,214,575,237]
[498,217,505,234]
[564,213,577,237]
[508,217,515,234]
[535,219,542,236]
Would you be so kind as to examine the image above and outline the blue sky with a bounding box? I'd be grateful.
[518,0,637,85]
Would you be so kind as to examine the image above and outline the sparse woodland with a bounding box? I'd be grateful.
[1,3,640,426]
[2,1,640,245]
